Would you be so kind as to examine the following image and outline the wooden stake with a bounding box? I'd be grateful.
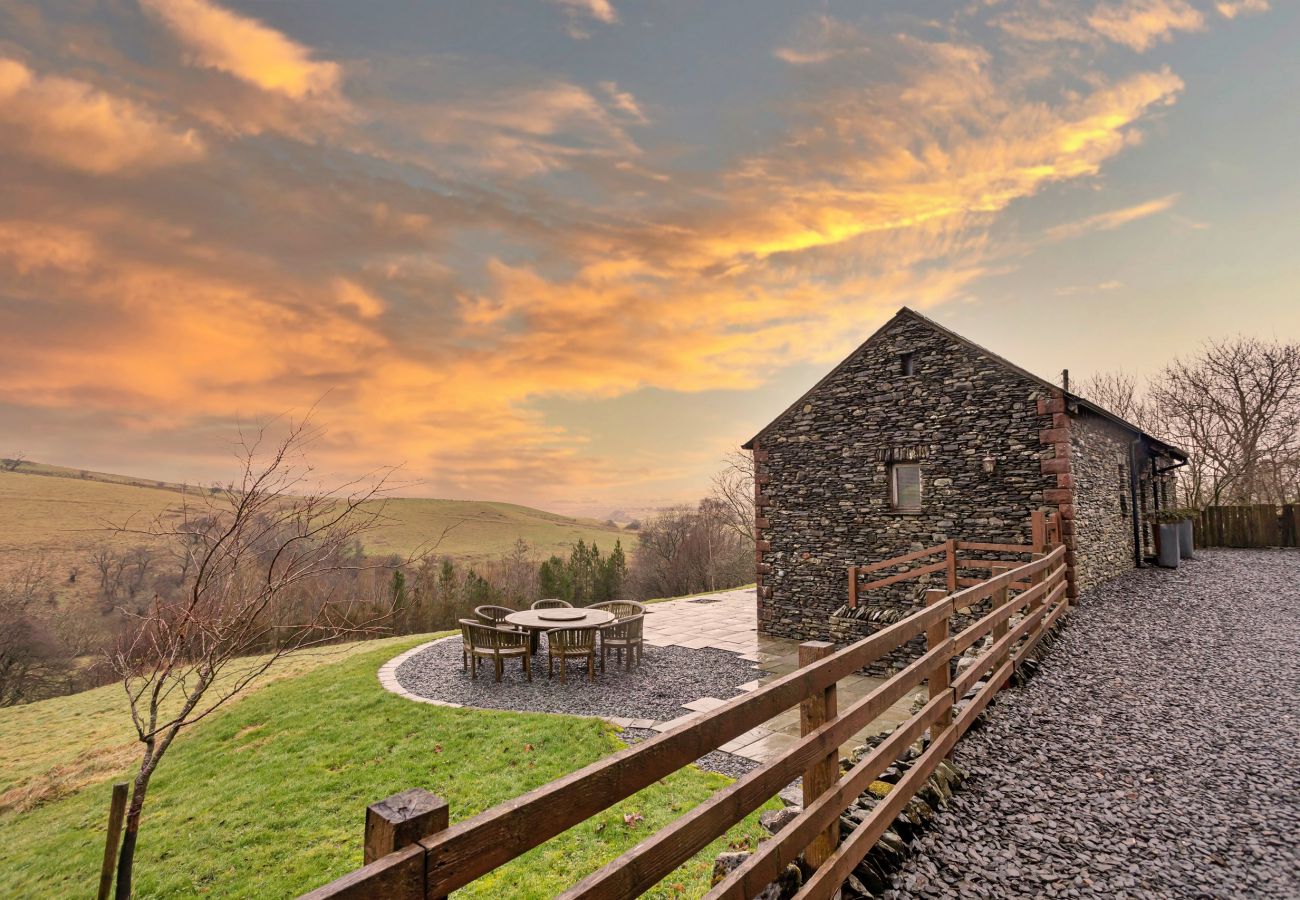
[798,640,839,871]
[97,782,129,900]
[944,540,958,593]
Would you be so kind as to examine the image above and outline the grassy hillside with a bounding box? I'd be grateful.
[0,463,630,570]
[0,635,771,898]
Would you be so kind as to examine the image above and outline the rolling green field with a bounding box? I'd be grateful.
[0,635,772,898]
[0,463,629,571]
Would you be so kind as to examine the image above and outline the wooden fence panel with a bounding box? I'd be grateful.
[1197,505,1298,548]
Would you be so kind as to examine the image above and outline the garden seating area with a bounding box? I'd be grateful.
[458,598,647,683]
[387,589,927,768]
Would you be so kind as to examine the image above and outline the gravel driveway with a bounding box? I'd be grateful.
[885,549,1300,900]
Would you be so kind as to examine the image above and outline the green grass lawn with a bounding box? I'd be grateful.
[0,636,773,898]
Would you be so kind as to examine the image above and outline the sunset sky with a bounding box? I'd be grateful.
[2,0,1297,517]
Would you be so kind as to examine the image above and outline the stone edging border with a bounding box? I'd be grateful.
[377,635,465,708]
[375,636,660,730]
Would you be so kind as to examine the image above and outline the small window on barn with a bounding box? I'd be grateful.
[891,463,922,510]
[900,352,916,377]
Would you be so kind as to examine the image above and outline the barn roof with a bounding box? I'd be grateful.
[740,307,1187,460]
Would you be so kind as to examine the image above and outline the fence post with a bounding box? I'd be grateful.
[847,565,857,609]
[97,782,129,900]
[924,589,951,734]
[366,788,448,866]
[798,640,839,870]
[1030,509,1046,551]
[944,539,958,593]
[989,566,1012,689]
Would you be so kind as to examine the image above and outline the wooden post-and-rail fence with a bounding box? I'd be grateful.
[847,509,1064,608]
[301,544,1070,900]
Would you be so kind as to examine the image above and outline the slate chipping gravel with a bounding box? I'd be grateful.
[619,726,762,780]
[884,549,1300,900]
[395,640,766,722]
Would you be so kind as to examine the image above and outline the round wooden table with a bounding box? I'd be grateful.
[504,608,614,653]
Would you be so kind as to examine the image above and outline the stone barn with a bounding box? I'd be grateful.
[742,307,1186,644]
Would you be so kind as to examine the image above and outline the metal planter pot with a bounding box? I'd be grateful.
[1178,518,1195,559]
[1156,523,1181,568]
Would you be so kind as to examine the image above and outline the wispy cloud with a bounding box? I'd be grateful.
[0,1,1232,506]
[1087,0,1205,51]
[140,0,342,100]
[0,57,203,174]
[1056,279,1125,296]
[547,0,617,39]
[1215,0,1269,18]
[1046,194,1180,241]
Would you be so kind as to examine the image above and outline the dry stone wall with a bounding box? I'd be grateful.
[753,313,1056,645]
[1069,412,1138,590]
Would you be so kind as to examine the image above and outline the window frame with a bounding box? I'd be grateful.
[890,462,923,510]
[899,352,916,377]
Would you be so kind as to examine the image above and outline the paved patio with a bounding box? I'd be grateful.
[380,587,925,766]
[626,588,923,763]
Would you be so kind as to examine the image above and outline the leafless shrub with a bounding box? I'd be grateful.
[106,421,414,898]
[1081,337,1300,506]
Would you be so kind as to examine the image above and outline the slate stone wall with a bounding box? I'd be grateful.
[1069,412,1138,590]
[753,313,1056,645]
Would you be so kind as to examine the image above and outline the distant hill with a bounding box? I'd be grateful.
[0,462,631,571]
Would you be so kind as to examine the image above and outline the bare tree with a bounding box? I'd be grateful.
[1,450,27,472]
[108,422,407,898]
[1076,371,1147,426]
[0,557,70,705]
[709,450,756,544]
[1151,337,1300,505]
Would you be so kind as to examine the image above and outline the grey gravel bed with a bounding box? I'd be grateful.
[394,639,766,722]
[884,549,1300,900]
[619,726,762,780]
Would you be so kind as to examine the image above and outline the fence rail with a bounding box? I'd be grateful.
[301,544,1070,900]
[848,509,1064,605]
[1196,504,1299,548]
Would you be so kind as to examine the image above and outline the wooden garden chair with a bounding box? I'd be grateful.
[599,614,644,673]
[531,598,573,610]
[474,605,521,629]
[546,626,597,684]
[463,620,531,683]
[588,600,646,621]
[458,618,477,671]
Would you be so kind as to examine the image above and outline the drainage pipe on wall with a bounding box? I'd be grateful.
[1129,440,1145,568]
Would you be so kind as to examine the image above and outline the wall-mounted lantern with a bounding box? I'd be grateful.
[982,454,997,475]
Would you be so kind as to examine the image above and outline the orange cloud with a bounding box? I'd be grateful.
[0,5,1211,507]
[549,0,617,24]
[0,57,203,174]
[140,0,342,100]
[1087,0,1205,51]
[1045,194,1179,240]
[1215,0,1269,18]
